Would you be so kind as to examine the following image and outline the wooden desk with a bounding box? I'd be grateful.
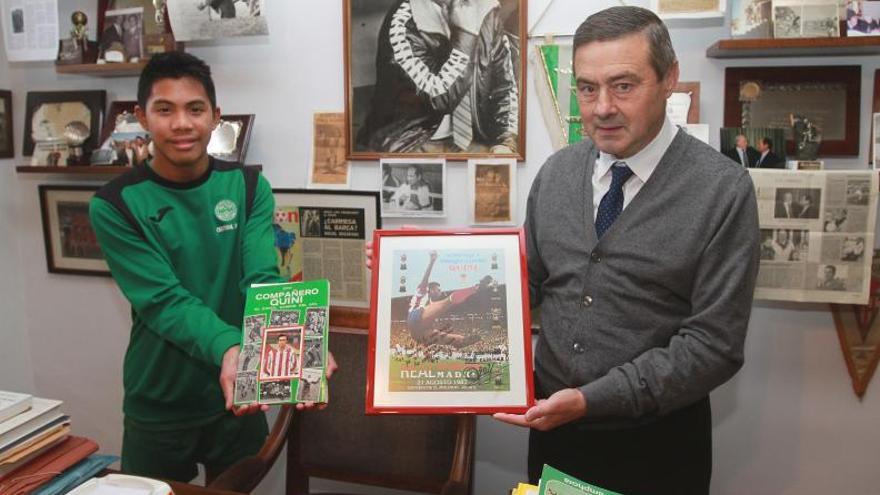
[166,480,244,495]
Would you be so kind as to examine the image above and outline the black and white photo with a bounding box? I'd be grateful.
[469,158,516,225]
[233,371,258,403]
[259,379,292,403]
[304,308,326,338]
[100,7,144,62]
[303,338,324,368]
[269,309,300,327]
[296,368,323,402]
[244,314,265,344]
[345,0,526,160]
[380,158,446,218]
[774,188,821,219]
[167,0,267,42]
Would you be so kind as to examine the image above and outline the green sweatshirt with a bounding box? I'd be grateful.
[90,159,282,426]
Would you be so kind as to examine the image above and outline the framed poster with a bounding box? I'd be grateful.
[344,0,527,161]
[0,90,12,158]
[38,185,110,277]
[23,90,107,158]
[366,229,533,414]
[724,66,860,157]
[468,158,517,226]
[272,189,380,309]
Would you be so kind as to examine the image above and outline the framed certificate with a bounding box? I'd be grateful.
[366,229,534,414]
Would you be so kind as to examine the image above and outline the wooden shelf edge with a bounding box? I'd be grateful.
[55,62,146,77]
[16,165,132,174]
[707,36,880,58]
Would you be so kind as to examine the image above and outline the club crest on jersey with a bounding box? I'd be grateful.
[215,199,238,222]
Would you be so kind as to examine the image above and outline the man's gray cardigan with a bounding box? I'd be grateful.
[525,129,760,427]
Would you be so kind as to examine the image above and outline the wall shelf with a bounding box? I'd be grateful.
[55,62,147,77]
[706,37,880,58]
[16,165,131,175]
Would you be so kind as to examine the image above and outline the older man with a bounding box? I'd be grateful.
[494,7,760,494]
[356,0,519,154]
[724,134,761,167]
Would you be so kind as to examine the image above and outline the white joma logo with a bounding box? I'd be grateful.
[216,223,238,233]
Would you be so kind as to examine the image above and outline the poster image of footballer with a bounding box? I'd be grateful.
[388,249,510,393]
[259,328,303,381]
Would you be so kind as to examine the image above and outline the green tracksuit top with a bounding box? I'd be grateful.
[90,159,282,426]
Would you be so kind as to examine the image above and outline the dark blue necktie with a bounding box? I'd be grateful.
[595,162,634,239]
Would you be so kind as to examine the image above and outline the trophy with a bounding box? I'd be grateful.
[64,121,91,166]
[57,11,97,65]
[146,0,174,55]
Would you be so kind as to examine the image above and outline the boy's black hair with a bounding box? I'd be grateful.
[137,51,217,109]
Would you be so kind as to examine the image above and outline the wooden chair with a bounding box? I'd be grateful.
[286,329,475,495]
[207,404,294,493]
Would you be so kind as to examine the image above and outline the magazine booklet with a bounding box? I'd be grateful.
[233,279,330,405]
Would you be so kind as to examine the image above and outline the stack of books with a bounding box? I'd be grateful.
[0,391,111,494]
[510,465,624,495]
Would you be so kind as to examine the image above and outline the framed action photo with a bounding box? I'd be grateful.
[208,114,254,163]
[0,90,12,158]
[273,189,380,309]
[23,90,107,157]
[366,229,533,414]
[344,0,527,161]
[468,158,516,225]
[724,66,860,157]
[38,185,110,277]
[380,158,446,218]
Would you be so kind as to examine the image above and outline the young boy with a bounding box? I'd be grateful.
[90,52,303,482]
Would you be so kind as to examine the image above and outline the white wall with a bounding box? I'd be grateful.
[0,1,878,494]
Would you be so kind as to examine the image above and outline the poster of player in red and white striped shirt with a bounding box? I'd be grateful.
[260,328,303,380]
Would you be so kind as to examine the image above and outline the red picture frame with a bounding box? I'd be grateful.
[366,228,534,415]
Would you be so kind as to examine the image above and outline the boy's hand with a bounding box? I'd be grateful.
[221,345,268,416]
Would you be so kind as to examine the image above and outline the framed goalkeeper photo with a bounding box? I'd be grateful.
[366,228,533,414]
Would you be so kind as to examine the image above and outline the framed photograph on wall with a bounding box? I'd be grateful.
[724,66,860,157]
[366,229,533,414]
[468,158,517,226]
[38,185,110,277]
[272,189,380,310]
[380,158,446,218]
[344,0,527,161]
[23,90,107,157]
[208,114,254,163]
[0,90,12,159]
[651,0,725,18]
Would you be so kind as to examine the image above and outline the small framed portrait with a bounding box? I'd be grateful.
[23,90,106,158]
[380,158,446,218]
[367,228,534,414]
[99,7,144,63]
[208,114,255,163]
[96,100,151,167]
[273,189,381,310]
[259,327,303,381]
[309,112,350,189]
[38,185,110,277]
[344,0,527,161]
[0,90,13,158]
[468,158,517,226]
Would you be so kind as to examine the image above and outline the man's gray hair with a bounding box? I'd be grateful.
[572,6,678,80]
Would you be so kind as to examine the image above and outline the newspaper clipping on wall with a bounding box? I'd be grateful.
[750,170,878,304]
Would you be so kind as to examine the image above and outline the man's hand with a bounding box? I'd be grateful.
[448,0,499,35]
[221,345,269,417]
[493,388,587,431]
[295,352,338,411]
